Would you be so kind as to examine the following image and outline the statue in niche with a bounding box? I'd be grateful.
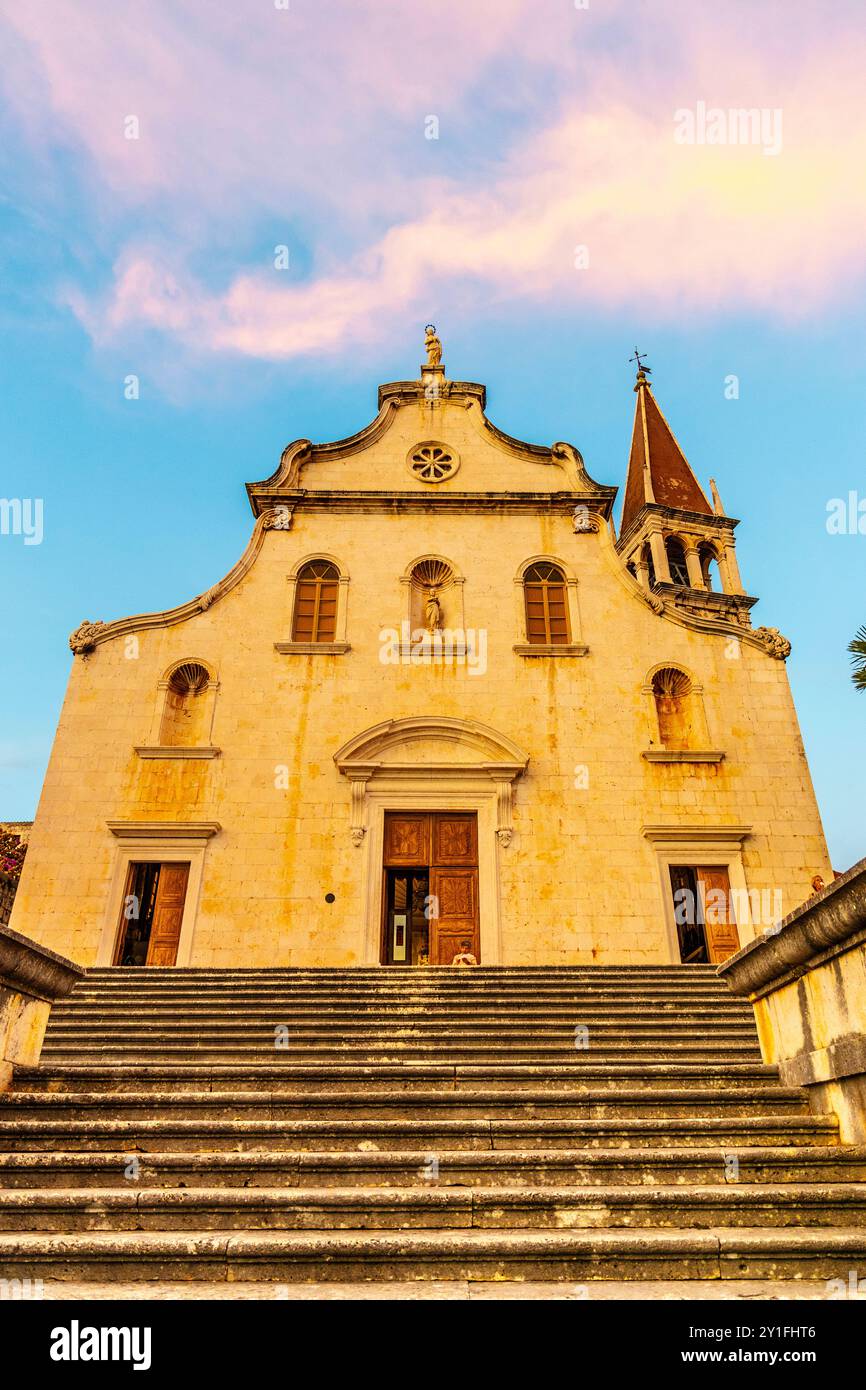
[425,586,443,633]
[424,324,442,367]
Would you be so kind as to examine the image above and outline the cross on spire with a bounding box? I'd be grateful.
[629,347,651,380]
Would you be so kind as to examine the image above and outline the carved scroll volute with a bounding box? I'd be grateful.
[493,778,515,847]
[261,504,294,532]
[69,620,107,655]
[348,772,372,846]
[754,626,792,660]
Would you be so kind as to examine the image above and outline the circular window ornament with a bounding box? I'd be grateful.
[406,441,460,483]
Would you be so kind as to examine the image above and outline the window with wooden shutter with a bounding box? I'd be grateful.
[523,562,570,645]
[292,561,339,642]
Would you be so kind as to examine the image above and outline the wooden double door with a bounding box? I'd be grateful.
[113,861,190,967]
[669,864,741,964]
[382,812,479,965]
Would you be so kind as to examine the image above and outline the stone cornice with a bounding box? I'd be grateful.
[642,823,752,845]
[106,820,222,840]
[334,715,530,772]
[134,746,221,760]
[248,489,614,518]
[377,378,487,411]
[651,582,757,610]
[641,750,726,763]
[616,504,739,556]
[719,855,866,999]
[513,643,589,658]
[651,601,791,659]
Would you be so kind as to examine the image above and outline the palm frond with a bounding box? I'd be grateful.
[849,625,866,690]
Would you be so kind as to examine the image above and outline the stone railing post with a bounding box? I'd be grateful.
[718,857,866,1142]
[0,925,85,1091]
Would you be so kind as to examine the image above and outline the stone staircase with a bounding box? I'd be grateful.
[1,965,865,1285]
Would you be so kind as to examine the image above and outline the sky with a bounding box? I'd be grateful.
[0,0,864,867]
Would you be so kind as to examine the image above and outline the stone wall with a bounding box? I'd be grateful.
[719,857,866,1142]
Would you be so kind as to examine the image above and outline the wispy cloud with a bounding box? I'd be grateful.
[4,0,866,364]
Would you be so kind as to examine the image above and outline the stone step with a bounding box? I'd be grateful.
[2,1184,865,1233]
[0,1086,810,1122]
[38,1055,765,1073]
[13,964,863,1289]
[39,1041,763,1061]
[61,995,739,1006]
[42,1017,756,1039]
[0,1114,838,1152]
[80,966,723,976]
[48,1006,750,1028]
[59,995,739,1006]
[2,1145,861,1189]
[59,979,735,992]
[3,1226,865,1281]
[15,1062,781,1093]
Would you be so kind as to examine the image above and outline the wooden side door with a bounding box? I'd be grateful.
[145,863,190,967]
[430,813,479,964]
[697,866,740,964]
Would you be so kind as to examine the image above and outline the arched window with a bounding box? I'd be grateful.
[665,538,690,587]
[643,542,656,587]
[523,562,570,645]
[652,667,694,750]
[292,560,339,642]
[160,662,211,746]
[699,543,721,592]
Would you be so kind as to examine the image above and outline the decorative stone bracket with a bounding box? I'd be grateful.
[493,779,515,847]
[347,772,373,846]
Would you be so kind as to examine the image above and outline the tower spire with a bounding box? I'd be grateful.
[616,354,753,622]
[621,358,713,535]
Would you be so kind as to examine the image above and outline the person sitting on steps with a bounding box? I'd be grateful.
[451,940,478,967]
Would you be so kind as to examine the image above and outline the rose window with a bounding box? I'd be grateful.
[407,442,459,482]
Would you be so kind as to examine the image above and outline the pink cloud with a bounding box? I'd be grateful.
[5,0,866,360]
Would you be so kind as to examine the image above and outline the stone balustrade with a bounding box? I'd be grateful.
[719,856,866,1142]
[0,924,85,1092]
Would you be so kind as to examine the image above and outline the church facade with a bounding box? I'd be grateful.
[11,338,832,969]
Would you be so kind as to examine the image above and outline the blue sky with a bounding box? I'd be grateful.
[1,0,864,867]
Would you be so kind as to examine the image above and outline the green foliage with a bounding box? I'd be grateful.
[849,625,866,692]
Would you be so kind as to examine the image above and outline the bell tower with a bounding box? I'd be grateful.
[616,355,757,627]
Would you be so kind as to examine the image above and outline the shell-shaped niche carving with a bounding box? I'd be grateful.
[411,558,453,589]
[161,662,211,746]
[409,558,456,633]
